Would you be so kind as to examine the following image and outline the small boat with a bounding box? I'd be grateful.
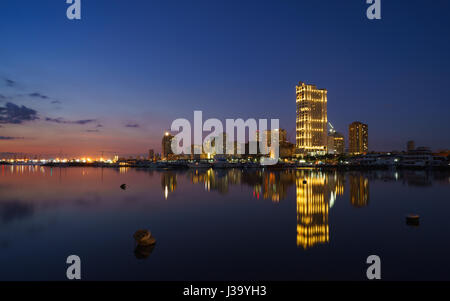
[406,214,420,226]
[133,229,156,259]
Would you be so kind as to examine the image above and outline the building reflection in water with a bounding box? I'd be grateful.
[161,172,177,200]
[190,169,241,195]
[296,171,344,249]
[187,168,347,250]
[349,173,369,208]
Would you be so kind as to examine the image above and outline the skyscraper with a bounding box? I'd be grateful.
[162,132,174,160]
[407,140,415,152]
[148,149,154,161]
[349,122,368,154]
[296,81,328,155]
[333,132,345,154]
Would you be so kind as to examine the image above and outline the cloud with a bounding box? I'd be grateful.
[0,136,24,140]
[4,79,15,87]
[51,100,62,104]
[0,94,8,101]
[45,117,96,125]
[86,129,99,133]
[125,123,140,128]
[0,102,39,124]
[28,92,49,100]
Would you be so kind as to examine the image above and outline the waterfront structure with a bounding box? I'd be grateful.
[348,122,368,154]
[327,131,344,155]
[407,140,415,152]
[259,129,287,146]
[296,82,328,155]
[333,132,345,154]
[162,132,175,160]
[148,149,154,161]
[327,135,335,154]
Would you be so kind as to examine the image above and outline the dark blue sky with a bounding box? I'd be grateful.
[1,0,450,155]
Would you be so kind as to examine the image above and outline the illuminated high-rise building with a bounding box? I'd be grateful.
[407,140,415,152]
[332,132,345,154]
[296,82,328,155]
[148,149,154,161]
[348,121,368,154]
[162,132,174,160]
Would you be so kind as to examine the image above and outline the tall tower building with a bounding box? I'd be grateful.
[407,140,415,152]
[296,82,328,155]
[333,132,345,154]
[348,121,368,154]
[162,132,174,160]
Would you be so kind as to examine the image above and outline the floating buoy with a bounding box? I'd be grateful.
[303,180,307,184]
[133,229,156,246]
[134,244,155,259]
[406,214,420,226]
[120,184,127,190]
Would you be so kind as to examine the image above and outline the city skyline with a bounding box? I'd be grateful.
[1,1,450,157]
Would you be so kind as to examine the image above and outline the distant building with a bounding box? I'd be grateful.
[327,135,335,154]
[333,132,345,154]
[162,132,174,160]
[260,129,287,146]
[148,149,154,160]
[327,132,344,155]
[407,140,415,152]
[349,122,368,154]
[296,81,328,155]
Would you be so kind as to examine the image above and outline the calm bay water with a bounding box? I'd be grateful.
[0,165,449,280]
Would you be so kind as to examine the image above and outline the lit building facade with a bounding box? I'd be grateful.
[162,132,174,160]
[407,140,415,152]
[296,82,328,155]
[348,121,368,154]
[332,132,345,154]
[148,149,154,161]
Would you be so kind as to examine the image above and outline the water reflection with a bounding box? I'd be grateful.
[161,172,177,200]
[185,168,348,249]
[1,165,450,280]
[349,173,369,208]
[295,171,345,249]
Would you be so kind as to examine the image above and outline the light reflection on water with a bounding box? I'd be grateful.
[0,165,449,280]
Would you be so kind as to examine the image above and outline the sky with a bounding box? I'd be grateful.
[1,0,450,157]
